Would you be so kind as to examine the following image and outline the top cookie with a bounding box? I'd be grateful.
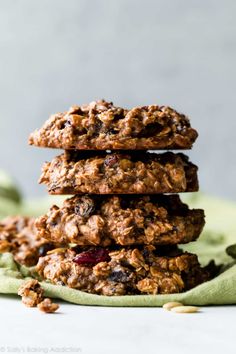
[29,100,198,150]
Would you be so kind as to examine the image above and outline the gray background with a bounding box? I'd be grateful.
[0,0,235,200]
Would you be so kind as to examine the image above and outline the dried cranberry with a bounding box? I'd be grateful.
[104,154,119,167]
[73,248,110,266]
[74,196,95,217]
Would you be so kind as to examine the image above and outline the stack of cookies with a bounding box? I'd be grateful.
[29,100,212,296]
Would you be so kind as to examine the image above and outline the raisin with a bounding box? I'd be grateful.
[38,243,55,257]
[109,270,129,282]
[73,248,110,266]
[104,154,119,167]
[91,120,103,137]
[74,196,95,217]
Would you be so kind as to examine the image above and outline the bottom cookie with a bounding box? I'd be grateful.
[36,246,214,296]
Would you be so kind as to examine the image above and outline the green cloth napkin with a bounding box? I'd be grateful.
[0,253,236,306]
[0,170,236,306]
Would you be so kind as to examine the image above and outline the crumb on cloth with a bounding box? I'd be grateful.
[18,279,59,313]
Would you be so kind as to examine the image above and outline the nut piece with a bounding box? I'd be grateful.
[163,302,183,311]
[171,305,199,313]
[37,298,59,313]
[18,279,44,307]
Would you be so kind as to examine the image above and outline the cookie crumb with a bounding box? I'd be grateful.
[18,280,59,313]
[37,298,59,313]
[18,279,43,307]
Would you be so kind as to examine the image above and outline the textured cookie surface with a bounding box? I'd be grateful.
[35,194,205,246]
[36,246,211,296]
[39,151,199,194]
[29,100,198,150]
[0,216,58,266]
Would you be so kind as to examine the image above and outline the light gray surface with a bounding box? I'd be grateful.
[0,0,235,200]
[0,296,235,354]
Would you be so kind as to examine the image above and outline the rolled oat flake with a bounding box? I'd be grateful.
[171,305,199,314]
[163,302,183,311]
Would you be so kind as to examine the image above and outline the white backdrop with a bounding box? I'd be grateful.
[0,0,235,200]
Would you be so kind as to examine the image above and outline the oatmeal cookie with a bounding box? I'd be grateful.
[0,216,58,266]
[36,246,211,296]
[39,151,198,195]
[29,100,198,150]
[35,194,204,246]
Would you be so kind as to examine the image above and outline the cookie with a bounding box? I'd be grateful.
[29,100,198,150]
[39,151,199,194]
[35,194,205,246]
[36,246,212,296]
[0,216,58,266]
